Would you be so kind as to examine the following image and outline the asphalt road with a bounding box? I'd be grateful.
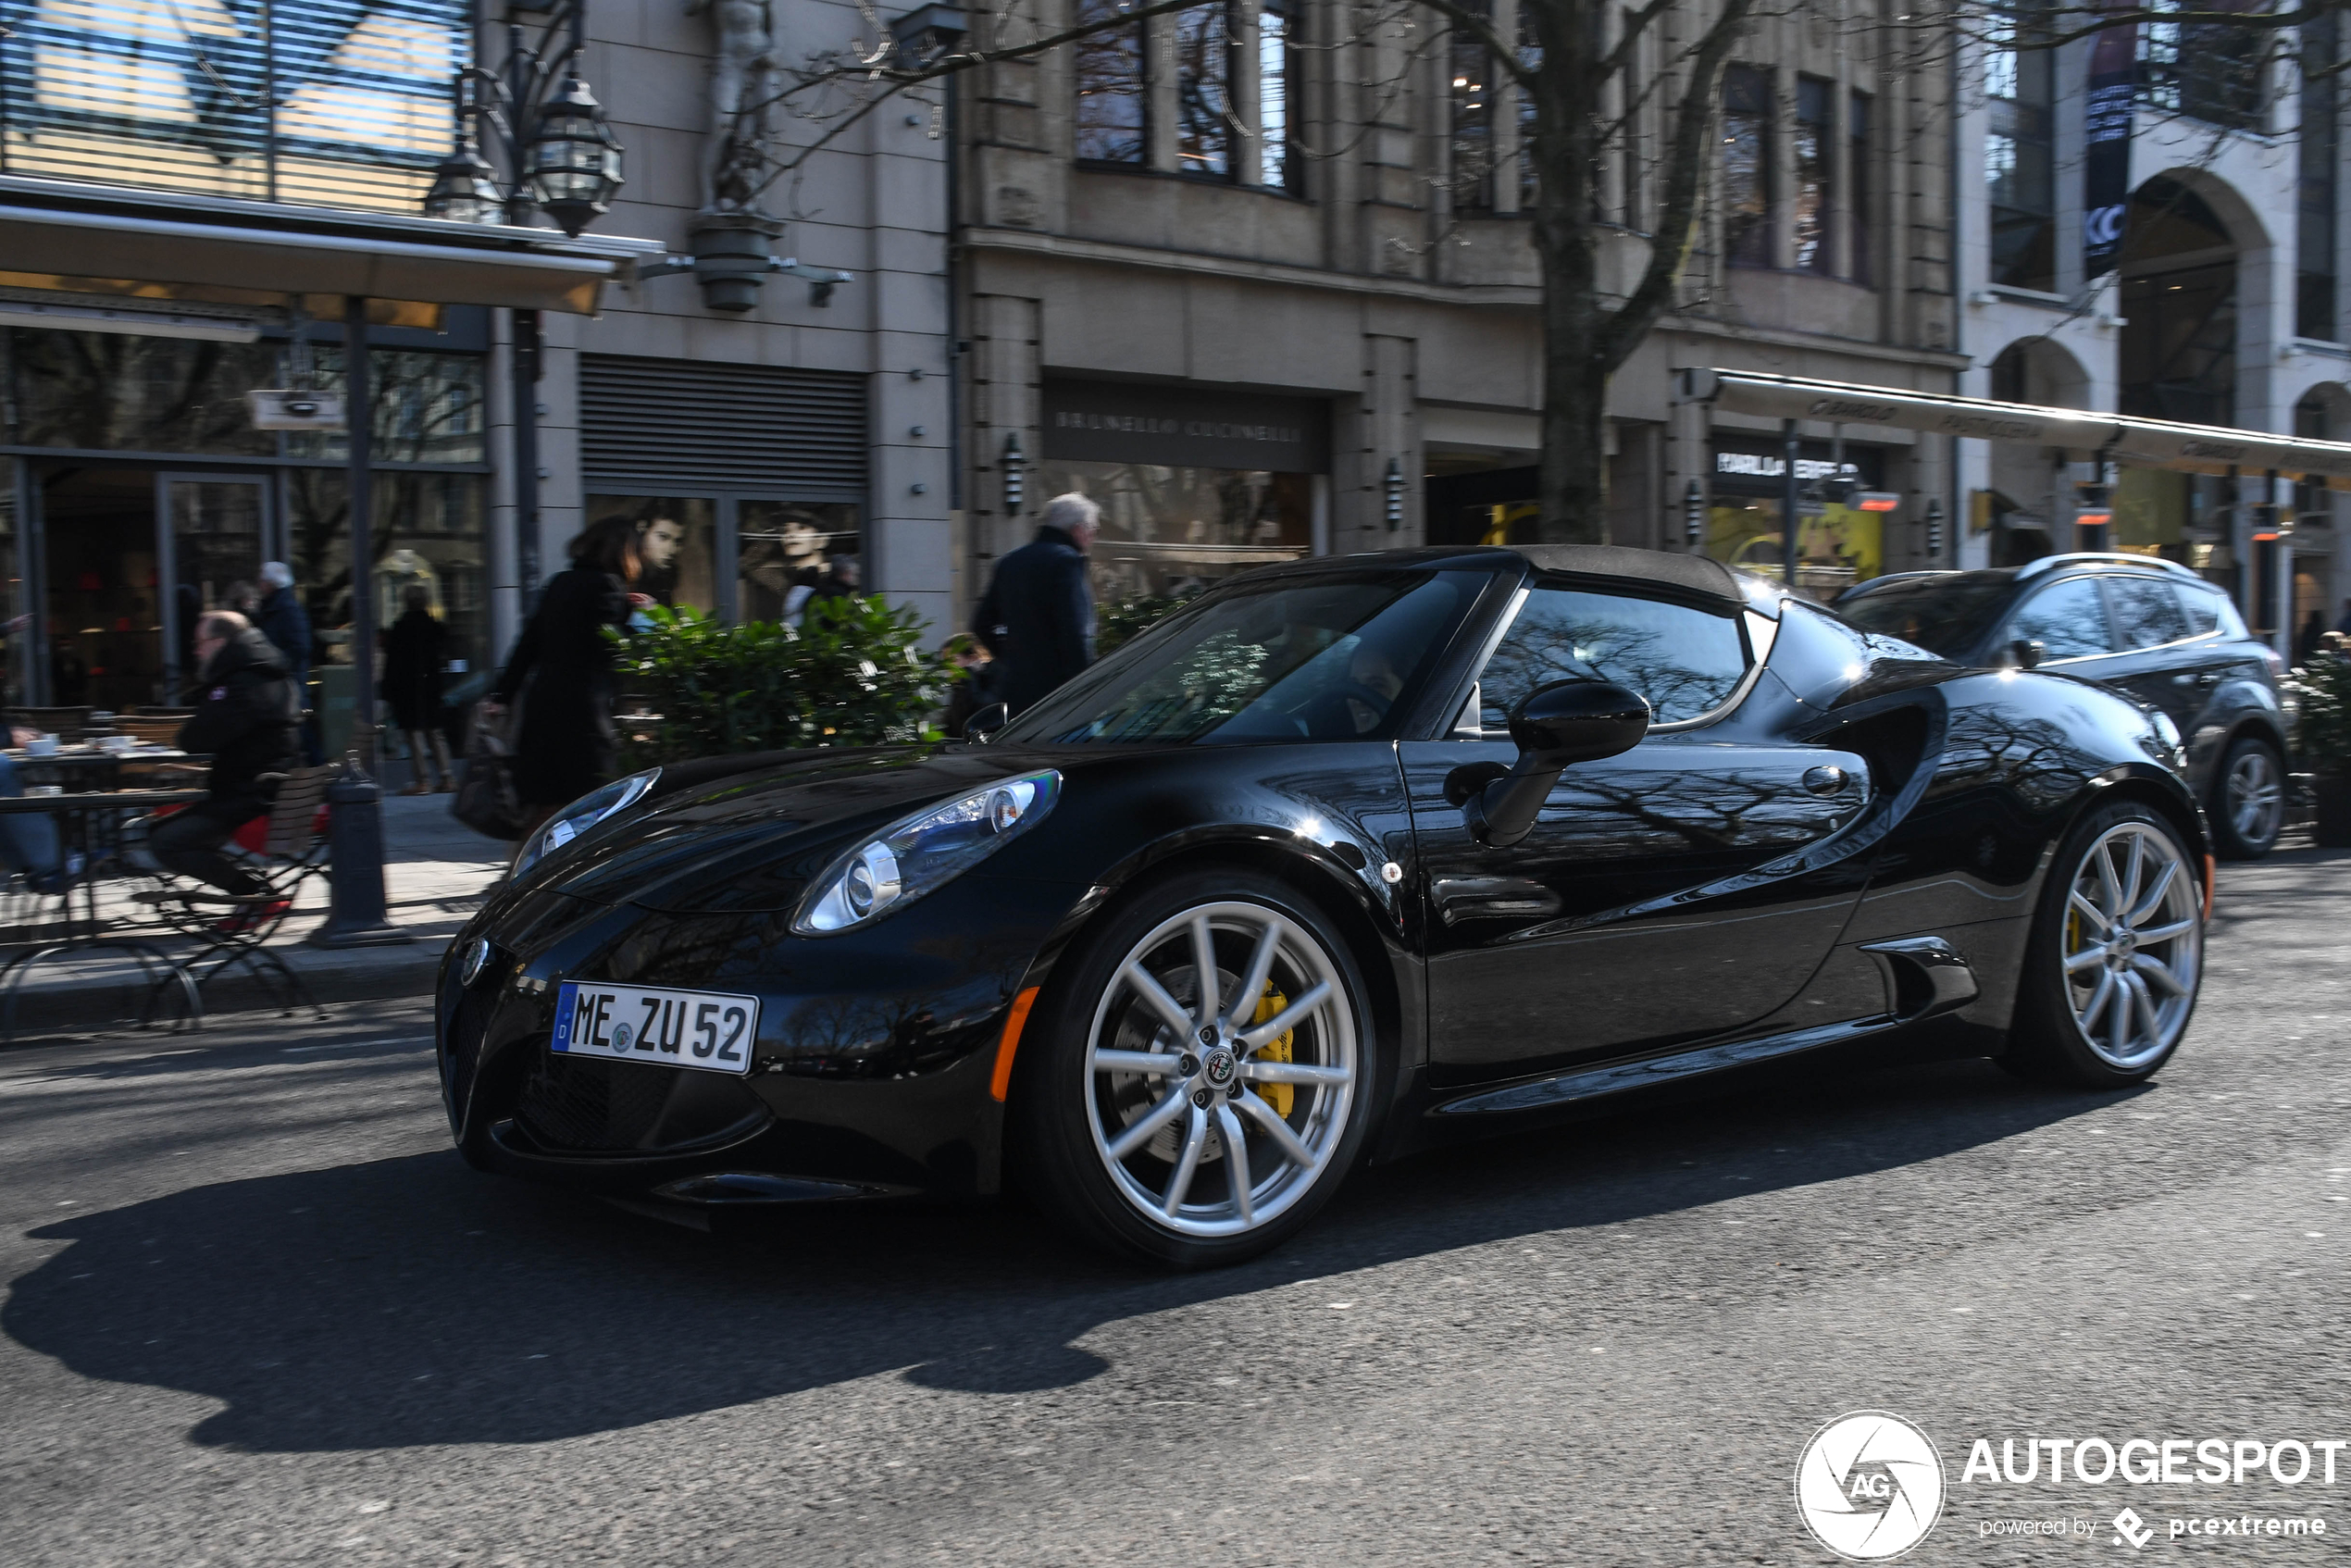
[3,848,2348,1567]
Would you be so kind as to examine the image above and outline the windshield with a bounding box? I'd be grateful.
[1835,574,2016,657]
[1000,569,1489,745]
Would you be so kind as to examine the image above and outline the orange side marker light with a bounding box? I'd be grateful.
[2204,853,2216,923]
[990,986,1041,1102]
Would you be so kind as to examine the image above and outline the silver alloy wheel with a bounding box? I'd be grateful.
[2060,821,2202,1071]
[2224,745,2284,848]
[1084,900,1358,1238]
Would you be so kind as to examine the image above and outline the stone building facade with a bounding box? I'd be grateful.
[952,0,1964,618]
[1954,11,2351,646]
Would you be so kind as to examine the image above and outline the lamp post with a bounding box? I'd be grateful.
[423,1,624,603]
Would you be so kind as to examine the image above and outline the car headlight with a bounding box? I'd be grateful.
[2148,710,2182,752]
[793,769,1062,935]
[513,768,660,878]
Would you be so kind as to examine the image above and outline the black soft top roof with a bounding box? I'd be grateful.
[1261,543,1752,610]
[1510,544,1745,606]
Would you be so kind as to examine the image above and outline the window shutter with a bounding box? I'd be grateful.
[578,355,866,500]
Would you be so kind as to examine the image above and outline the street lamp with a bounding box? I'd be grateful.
[524,73,626,237]
[423,3,625,235]
[422,3,622,595]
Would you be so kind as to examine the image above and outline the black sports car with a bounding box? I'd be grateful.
[439,544,2209,1267]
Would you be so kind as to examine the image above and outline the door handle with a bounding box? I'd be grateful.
[1801,765,1848,796]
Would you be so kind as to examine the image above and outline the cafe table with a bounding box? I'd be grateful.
[0,787,209,1039]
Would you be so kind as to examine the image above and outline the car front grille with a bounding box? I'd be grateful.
[513,1052,769,1155]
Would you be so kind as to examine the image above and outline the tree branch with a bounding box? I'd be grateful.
[1592,0,1756,372]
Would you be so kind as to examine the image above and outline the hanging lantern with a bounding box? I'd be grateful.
[423,133,505,225]
[524,74,625,237]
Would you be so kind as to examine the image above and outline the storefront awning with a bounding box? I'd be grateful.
[0,176,666,316]
[1688,368,2351,486]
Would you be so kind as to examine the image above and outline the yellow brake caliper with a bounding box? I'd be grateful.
[1251,985,1294,1117]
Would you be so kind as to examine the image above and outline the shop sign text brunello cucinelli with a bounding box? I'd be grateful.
[1040,380,1332,474]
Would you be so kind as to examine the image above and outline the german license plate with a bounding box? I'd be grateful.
[551,981,758,1076]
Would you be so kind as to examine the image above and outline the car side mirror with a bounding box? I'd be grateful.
[1462,678,1650,848]
[2007,638,2045,670]
[964,702,1009,743]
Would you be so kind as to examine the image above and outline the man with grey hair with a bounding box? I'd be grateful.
[974,492,1100,718]
[252,561,317,763]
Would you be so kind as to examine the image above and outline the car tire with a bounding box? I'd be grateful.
[1999,799,2203,1089]
[1009,867,1381,1269]
[2210,734,2285,860]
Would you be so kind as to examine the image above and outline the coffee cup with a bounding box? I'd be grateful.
[23,735,57,757]
[98,734,136,754]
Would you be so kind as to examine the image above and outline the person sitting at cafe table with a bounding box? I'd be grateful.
[0,735,81,893]
[153,611,302,931]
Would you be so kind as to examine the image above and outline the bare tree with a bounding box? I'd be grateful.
[697,0,2346,547]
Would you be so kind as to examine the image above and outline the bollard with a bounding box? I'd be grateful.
[307,751,412,949]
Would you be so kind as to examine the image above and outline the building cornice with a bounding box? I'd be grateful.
[963,226,1973,375]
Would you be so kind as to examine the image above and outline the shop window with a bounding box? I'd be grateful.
[6,329,277,456]
[1175,3,1233,178]
[1260,0,1298,189]
[1794,76,1832,273]
[1985,9,2056,292]
[1074,0,1148,165]
[1721,66,1773,268]
[1033,461,1313,603]
[2299,13,2340,340]
[584,497,718,614]
[290,348,487,466]
[737,501,861,623]
[283,469,491,691]
[1478,586,1748,728]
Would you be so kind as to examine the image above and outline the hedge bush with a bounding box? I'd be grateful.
[608,598,947,765]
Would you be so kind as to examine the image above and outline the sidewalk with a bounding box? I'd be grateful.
[2,789,509,1034]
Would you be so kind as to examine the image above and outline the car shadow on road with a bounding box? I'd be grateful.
[4,1052,2133,1453]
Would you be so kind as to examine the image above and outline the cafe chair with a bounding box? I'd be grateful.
[4,705,93,742]
[133,763,335,1018]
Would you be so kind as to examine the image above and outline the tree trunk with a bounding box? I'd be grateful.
[1525,0,1610,545]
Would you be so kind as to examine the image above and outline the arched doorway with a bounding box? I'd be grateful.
[1984,338,2090,566]
[2119,177,2238,425]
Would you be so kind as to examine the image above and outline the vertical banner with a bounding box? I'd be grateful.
[2083,5,2137,279]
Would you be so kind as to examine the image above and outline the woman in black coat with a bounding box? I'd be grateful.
[381,585,452,794]
[486,516,642,838]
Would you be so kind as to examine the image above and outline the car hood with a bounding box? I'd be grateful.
[526,744,1074,914]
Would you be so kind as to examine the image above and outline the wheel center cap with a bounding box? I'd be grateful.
[2110,930,2137,961]
[1202,1047,1236,1087]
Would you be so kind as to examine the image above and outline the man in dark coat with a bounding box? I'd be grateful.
[155,612,302,916]
[974,493,1100,716]
[254,561,318,763]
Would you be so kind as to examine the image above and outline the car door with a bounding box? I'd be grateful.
[1405,579,1873,1077]
[2095,572,2233,730]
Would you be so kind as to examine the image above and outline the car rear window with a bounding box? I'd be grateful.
[1834,576,2014,657]
[2177,582,2247,639]
[2106,576,2190,649]
[2007,577,2117,660]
